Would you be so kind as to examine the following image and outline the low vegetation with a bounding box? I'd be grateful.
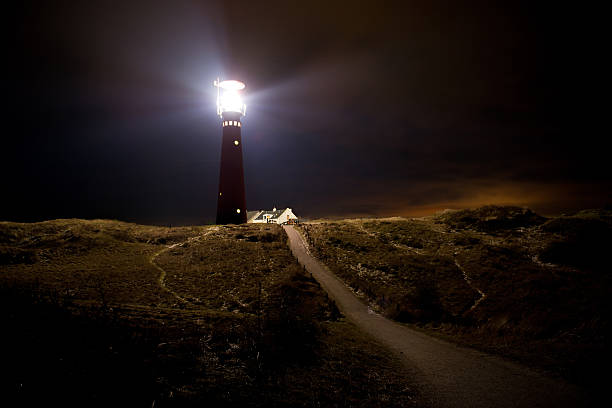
[298,206,611,388]
[0,220,417,407]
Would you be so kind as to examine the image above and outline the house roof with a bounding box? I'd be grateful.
[253,209,285,221]
[246,211,261,221]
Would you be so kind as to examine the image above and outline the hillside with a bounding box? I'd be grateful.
[297,206,611,388]
[0,220,417,407]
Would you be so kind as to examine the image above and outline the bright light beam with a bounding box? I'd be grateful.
[214,78,246,116]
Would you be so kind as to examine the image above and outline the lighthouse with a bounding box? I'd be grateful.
[214,78,247,224]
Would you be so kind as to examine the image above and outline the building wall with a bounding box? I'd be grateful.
[275,209,298,224]
[247,208,299,224]
[216,111,246,224]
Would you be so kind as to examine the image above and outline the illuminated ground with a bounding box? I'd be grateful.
[0,220,417,407]
[285,224,588,408]
[296,206,610,404]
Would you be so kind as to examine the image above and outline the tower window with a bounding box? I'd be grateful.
[238,122,241,127]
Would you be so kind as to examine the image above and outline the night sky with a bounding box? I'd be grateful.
[3,1,609,225]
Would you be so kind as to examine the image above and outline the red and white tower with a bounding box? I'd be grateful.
[214,79,247,224]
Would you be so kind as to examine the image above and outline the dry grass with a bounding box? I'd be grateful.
[156,224,297,312]
[0,219,418,407]
[299,219,477,321]
[298,207,611,388]
[0,219,204,307]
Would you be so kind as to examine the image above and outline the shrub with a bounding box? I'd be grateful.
[385,282,445,323]
[0,246,38,265]
[439,206,547,232]
[259,231,279,243]
[257,267,335,370]
[539,217,611,270]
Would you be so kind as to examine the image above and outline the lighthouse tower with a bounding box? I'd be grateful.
[214,79,247,224]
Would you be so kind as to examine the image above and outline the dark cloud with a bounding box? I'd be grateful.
[2,1,609,224]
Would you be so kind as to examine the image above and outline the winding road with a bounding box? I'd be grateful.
[283,225,589,408]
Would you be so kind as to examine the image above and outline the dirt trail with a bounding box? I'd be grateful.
[453,259,487,312]
[150,241,189,304]
[283,225,589,408]
[149,228,217,304]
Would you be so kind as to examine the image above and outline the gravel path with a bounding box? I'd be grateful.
[283,225,589,408]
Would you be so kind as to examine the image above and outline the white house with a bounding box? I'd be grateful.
[247,207,299,224]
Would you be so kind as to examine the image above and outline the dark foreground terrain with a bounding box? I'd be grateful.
[285,225,587,408]
[297,206,610,394]
[1,206,608,407]
[0,221,416,407]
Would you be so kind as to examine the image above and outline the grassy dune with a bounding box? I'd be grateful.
[298,206,611,387]
[0,220,417,407]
